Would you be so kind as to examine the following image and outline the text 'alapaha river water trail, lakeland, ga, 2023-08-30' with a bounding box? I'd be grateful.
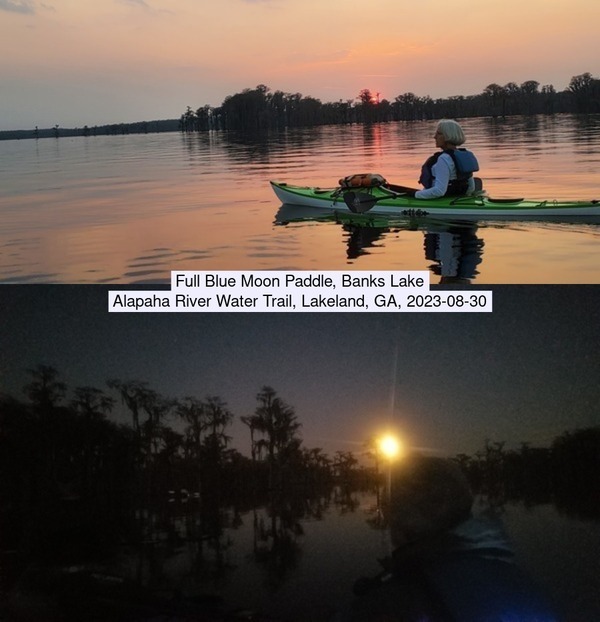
[107,271,493,312]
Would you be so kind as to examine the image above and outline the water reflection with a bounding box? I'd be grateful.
[2,472,599,620]
[424,224,484,284]
[478,114,547,146]
[361,124,385,157]
[568,114,600,141]
[252,504,303,590]
[2,114,600,283]
[343,222,389,260]
[180,127,328,168]
[274,205,486,283]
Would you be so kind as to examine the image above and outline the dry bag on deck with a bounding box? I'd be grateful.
[338,173,387,189]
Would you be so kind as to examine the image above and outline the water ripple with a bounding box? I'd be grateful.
[1,115,600,283]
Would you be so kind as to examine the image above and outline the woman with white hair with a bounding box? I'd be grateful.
[413,119,480,199]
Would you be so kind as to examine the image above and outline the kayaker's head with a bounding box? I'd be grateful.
[387,454,473,548]
[434,119,466,150]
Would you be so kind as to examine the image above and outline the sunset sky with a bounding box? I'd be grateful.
[2,0,599,130]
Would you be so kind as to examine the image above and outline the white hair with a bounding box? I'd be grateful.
[437,119,466,146]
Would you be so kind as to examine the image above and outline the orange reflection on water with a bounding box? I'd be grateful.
[45,207,275,283]
[17,209,600,285]
[2,116,600,284]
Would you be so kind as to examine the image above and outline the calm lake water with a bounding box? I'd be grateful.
[1,114,600,284]
[7,493,594,622]
[176,497,600,622]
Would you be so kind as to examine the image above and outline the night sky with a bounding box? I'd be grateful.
[1,285,599,459]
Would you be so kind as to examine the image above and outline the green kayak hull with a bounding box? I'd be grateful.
[270,181,600,218]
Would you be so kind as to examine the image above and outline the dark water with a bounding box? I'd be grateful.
[1,115,600,284]
[3,491,598,621]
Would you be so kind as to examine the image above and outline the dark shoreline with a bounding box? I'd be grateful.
[3,71,599,140]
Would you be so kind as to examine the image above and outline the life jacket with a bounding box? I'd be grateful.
[419,148,479,196]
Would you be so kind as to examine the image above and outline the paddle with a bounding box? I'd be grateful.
[343,188,408,213]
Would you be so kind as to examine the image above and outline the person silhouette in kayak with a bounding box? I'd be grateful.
[344,455,558,622]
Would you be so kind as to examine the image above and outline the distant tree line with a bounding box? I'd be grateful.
[0,119,180,142]
[0,365,375,560]
[178,72,600,132]
[1,364,598,567]
[2,72,599,142]
[455,431,600,520]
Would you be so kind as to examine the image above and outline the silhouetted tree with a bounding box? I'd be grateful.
[24,364,66,411]
[241,413,261,462]
[106,379,148,436]
[300,447,332,487]
[251,386,301,491]
[178,396,205,462]
[568,72,600,112]
[333,450,359,486]
[203,396,233,460]
[71,386,114,420]
[70,386,115,492]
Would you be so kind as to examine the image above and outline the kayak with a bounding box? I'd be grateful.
[270,180,600,218]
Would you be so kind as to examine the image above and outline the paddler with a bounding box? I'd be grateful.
[396,119,480,199]
[344,454,558,621]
